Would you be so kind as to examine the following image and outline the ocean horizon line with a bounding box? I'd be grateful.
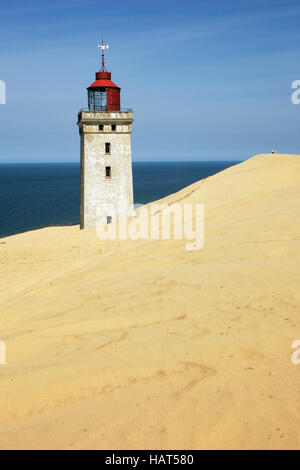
[0,159,245,165]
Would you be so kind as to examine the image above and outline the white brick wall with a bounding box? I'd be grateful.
[78,111,134,228]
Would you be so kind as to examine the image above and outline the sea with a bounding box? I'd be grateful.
[0,161,240,238]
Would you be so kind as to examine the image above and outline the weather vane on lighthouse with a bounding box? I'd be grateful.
[97,35,109,72]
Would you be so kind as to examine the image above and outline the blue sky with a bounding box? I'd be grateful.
[1,0,300,162]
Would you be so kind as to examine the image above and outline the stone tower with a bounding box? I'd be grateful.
[77,42,134,229]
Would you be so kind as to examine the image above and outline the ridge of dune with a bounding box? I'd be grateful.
[0,153,300,449]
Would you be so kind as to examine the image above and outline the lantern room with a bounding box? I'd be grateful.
[87,71,120,111]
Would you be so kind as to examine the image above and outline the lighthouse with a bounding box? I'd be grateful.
[77,41,134,229]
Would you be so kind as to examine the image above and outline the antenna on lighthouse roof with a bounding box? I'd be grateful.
[97,34,109,72]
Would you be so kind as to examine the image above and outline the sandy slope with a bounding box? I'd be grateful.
[0,153,299,449]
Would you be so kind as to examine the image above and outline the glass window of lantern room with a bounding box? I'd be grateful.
[88,90,93,110]
[88,88,107,110]
[94,90,107,110]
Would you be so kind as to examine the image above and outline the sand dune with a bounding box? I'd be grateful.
[0,153,299,449]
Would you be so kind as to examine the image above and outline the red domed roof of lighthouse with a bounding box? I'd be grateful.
[88,71,120,90]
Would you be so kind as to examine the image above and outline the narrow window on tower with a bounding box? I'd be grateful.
[105,166,111,178]
[111,124,116,131]
[107,216,112,224]
[105,142,110,154]
[99,124,103,131]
